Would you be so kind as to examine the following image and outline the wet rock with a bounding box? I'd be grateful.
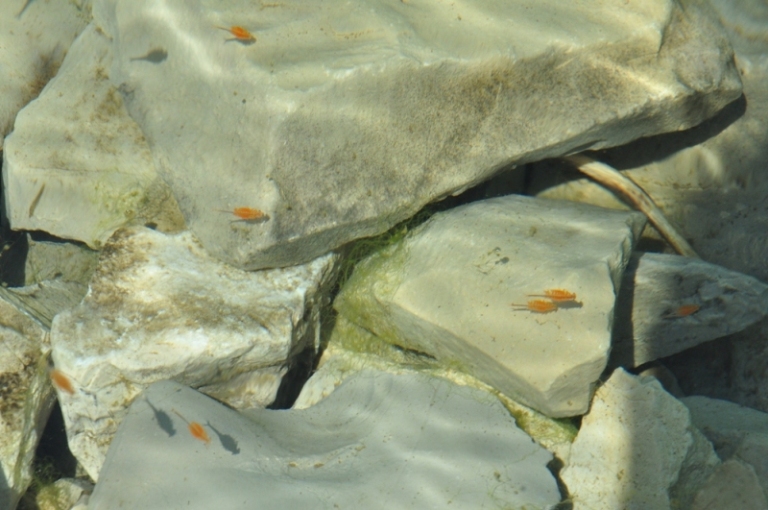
[611,252,768,367]
[691,460,768,510]
[0,295,54,510]
[92,0,739,269]
[88,372,560,510]
[3,23,186,249]
[561,368,717,510]
[50,226,338,480]
[682,395,768,499]
[335,195,645,417]
[0,0,89,147]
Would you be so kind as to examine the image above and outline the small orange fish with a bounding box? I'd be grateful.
[510,299,558,314]
[528,289,577,303]
[173,410,211,446]
[664,304,700,319]
[216,207,270,222]
[217,25,256,43]
[50,368,75,395]
[188,421,211,445]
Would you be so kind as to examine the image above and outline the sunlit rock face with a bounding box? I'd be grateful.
[335,195,646,418]
[50,226,338,480]
[88,372,560,510]
[83,0,740,269]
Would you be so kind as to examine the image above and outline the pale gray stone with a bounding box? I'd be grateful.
[611,252,768,367]
[24,235,99,287]
[0,280,87,329]
[2,23,186,249]
[336,195,645,417]
[92,0,739,269]
[50,226,338,480]
[691,460,768,510]
[295,335,577,464]
[0,0,89,148]
[0,295,54,510]
[683,395,768,498]
[561,368,695,510]
[89,373,560,510]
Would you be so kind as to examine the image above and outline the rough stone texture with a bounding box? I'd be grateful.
[0,0,89,148]
[0,281,87,330]
[561,368,705,510]
[0,296,54,510]
[50,226,338,480]
[335,195,645,417]
[529,0,768,417]
[295,331,577,464]
[85,0,741,269]
[24,235,99,287]
[682,395,768,499]
[611,252,768,367]
[691,460,768,510]
[89,374,560,510]
[3,23,187,249]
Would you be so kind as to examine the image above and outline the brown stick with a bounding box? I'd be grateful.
[564,154,699,258]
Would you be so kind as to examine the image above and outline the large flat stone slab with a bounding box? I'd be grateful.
[88,373,560,509]
[611,252,768,367]
[3,23,186,249]
[50,226,338,480]
[90,0,739,268]
[335,195,646,417]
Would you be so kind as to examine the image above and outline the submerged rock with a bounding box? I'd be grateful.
[611,252,768,367]
[50,226,338,480]
[89,372,560,510]
[561,368,718,510]
[336,194,645,417]
[87,0,739,269]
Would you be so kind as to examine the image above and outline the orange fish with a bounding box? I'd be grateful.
[216,25,256,43]
[173,410,211,446]
[664,304,700,319]
[216,207,270,222]
[50,368,75,395]
[510,299,558,314]
[187,421,211,445]
[527,289,577,303]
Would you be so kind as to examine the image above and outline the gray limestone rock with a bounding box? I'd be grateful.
[88,372,560,510]
[335,194,646,417]
[611,252,768,367]
[2,23,186,249]
[0,295,54,510]
[91,0,739,269]
[682,395,768,499]
[0,0,89,148]
[561,368,703,510]
[50,226,338,480]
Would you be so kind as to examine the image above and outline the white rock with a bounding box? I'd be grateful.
[691,460,768,510]
[50,226,338,480]
[88,373,560,510]
[682,395,768,498]
[93,0,739,269]
[2,22,186,249]
[561,368,696,510]
[0,0,89,148]
[611,252,768,367]
[295,330,577,464]
[335,195,645,417]
[0,295,54,510]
